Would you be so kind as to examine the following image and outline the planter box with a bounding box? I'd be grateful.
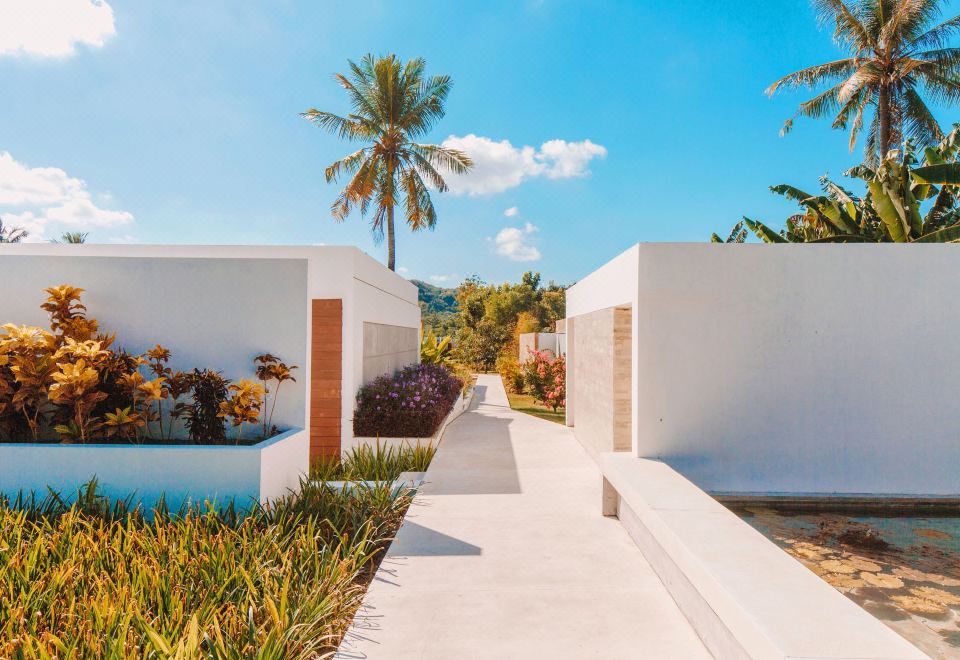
[345,388,474,453]
[320,471,427,493]
[0,428,309,510]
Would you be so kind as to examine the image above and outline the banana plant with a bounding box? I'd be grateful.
[718,126,960,244]
[419,327,454,365]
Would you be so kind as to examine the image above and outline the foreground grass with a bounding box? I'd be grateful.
[0,479,413,658]
[506,392,566,424]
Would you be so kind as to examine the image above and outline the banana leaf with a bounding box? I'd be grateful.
[744,217,788,243]
[867,180,910,242]
[808,235,876,243]
[912,222,960,243]
[912,163,960,185]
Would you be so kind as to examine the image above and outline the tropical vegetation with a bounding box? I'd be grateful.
[413,279,459,336]
[55,232,89,244]
[419,327,453,365]
[0,217,28,243]
[455,271,565,372]
[353,363,463,438]
[768,0,960,163]
[311,442,436,482]
[0,285,297,444]
[521,350,567,413]
[0,477,411,656]
[302,54,473,271]
[715,128,960,243]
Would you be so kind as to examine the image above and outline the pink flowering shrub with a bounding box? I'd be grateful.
[521,350,566,412]
[353,363,463,437]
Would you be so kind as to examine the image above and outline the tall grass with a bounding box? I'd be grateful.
[311,442,436,482]
[0,479,411,658]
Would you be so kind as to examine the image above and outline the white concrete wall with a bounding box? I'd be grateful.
[361,322,419,384]
[344,251,420,445]
[0,248,308,433]
[518,332,566,362]
[572,243,960,495]
[0,429,307,508]
[565,245,640,446]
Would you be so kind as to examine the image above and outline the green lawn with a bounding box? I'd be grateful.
[506,392,566,424]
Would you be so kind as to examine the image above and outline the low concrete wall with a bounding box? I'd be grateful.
[361,322,418,384]
[0,429,308,509]
[601,454,926,659]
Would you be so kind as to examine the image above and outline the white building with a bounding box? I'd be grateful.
[566,242,960,495]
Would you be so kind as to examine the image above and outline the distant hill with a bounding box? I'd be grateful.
[411,279,460,336]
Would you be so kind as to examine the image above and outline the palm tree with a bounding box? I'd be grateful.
[302,54,473,271]
[0,217,28,243]
[768,0,960,163]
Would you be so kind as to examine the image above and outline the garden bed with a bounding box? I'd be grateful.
[346,385,473,452]
[0,428,308,509]
[0,475,413,656]
[349,363,468,451]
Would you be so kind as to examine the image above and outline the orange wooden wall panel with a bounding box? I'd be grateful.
[310,299,342,459]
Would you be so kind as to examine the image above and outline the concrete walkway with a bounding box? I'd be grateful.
[337,374,709,659]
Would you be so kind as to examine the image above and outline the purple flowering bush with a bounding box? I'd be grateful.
[353,363,464,437]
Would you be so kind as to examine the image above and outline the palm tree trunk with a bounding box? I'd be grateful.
[386,204,396,271]
[878,84,891,158]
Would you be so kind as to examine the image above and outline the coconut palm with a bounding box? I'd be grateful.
[302,54,473,271]
[0,218,28,243]
[768,0,960,163]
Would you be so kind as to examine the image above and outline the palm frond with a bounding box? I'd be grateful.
[912,12,960,49]
[813,0,875,51]
[902,86,944,147]
[765,59,860,95]
[324,148,370,183]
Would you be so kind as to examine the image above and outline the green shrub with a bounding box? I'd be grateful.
[496,353,524,394]
[311,442,436,482]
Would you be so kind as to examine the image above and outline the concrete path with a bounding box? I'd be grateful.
[337,374,709,659]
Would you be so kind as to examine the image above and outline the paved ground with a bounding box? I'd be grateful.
[336,374,709,659]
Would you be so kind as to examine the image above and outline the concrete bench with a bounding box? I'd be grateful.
[600,453,928,660]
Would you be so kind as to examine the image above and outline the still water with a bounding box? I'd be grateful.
[729,505,960,659]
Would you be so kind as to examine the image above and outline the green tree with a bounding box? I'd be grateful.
[452,272,566,371]
[302,54,473,271]
[768,0,960,162]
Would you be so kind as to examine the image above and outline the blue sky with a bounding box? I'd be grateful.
[2,0,959,286]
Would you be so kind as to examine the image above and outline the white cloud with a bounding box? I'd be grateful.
[0,0,117,58]
[494,222,541,262]
[504,206,519,217]
[0,151,133,241]
[442,134,607,195]
[429,274,453,283]
[396,266,410,274]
